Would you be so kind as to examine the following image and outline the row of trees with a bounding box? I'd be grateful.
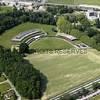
[0,46,46,99]
[0,8,56,34]
[47,5,74,15]
[61,82,100,100]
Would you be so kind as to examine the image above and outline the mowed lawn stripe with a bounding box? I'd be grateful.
[30,37,73,50]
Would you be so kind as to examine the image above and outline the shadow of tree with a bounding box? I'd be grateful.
[40,72,48,98]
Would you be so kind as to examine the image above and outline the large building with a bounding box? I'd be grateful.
[86,10,100,21]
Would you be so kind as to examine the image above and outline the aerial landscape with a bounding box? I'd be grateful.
[0,0,100,100]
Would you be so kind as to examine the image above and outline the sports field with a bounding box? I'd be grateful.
[47,0,100,5]
[0,22,56,48]
[30,37,73,50]
[26,49,100,98]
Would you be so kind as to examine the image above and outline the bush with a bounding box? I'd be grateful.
[93,83,100,91]
[19,43,29,54]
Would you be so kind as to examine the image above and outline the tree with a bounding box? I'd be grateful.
[67,15,77,23]
[95,19,100,28]
[19,43,29,54]
[86,28,98,37]
[93,82,100,91]
[80,35,97,48]
[71,29,83,39]
[81,88,89,96]
[94,34,100,43]
[20,15,28,23]
[77,14,85,22]
[80,17,90,31]
[57,16,72,34]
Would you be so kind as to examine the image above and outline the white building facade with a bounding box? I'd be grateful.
[86,10,100,21]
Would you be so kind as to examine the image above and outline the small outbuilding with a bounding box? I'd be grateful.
[57,33,77,41]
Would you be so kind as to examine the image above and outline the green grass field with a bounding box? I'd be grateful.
[48,0,100,5]
[0,83,11,93]
[0,22,56,48]
[0,75,6,82]
[26,49,100,98]
[0,6,12,13]
[47,0,74,4]
[30,37,73,50]
[91,95,100,100]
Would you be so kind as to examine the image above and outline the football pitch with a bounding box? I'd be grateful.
[26,49,100,98]
[30,37,73,50]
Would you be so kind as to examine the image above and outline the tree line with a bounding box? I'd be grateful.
[47,5,74,15]
[0,8,56,34]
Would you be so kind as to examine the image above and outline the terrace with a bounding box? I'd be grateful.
[11,29,47,44]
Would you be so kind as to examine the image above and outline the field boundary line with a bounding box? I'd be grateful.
[49,76,100,100]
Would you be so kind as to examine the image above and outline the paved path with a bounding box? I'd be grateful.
[0,80,8,85]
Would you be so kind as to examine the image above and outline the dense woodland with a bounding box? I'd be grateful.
[0,46,46,99]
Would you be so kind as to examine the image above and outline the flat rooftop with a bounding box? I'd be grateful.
[57,33,77,41]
